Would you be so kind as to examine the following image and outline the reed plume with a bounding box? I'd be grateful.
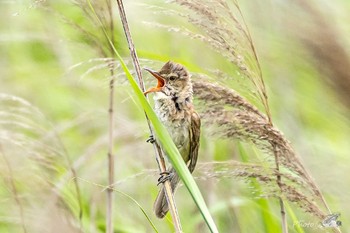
[192,80,329,219]
[171,0,272,121]
[166,0,333,226]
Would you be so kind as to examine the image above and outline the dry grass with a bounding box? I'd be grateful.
[162,0,335,228]
[192,79,329,220]
[1,0,344,232]
[172,0,272,121]
[0,94,82,233]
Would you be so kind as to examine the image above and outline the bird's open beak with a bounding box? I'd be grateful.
[144,68,165,95]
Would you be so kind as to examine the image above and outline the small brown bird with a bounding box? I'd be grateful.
[144,61,201,218]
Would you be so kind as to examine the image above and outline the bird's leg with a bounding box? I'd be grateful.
[146,135,156,144]
[157,171,172,186]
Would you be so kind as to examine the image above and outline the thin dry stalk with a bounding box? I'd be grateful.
[106,65,115,233]
[273,144,288,233]
[106,1,115,232]
[275,161,287,232]
[115,0,183,231]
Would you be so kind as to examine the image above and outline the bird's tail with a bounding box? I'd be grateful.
[153,168,180,218]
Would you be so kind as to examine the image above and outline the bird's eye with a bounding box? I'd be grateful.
[169,76,176,81]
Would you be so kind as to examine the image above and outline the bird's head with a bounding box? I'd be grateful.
[144,61,192,97]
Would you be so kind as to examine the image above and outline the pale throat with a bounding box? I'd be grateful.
[153,83,193,123]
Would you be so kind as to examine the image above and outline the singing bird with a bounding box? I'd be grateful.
[144,61,201,218]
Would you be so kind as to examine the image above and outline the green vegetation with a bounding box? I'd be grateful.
[1,0,349,233]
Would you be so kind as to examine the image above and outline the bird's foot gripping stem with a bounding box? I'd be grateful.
[146,135,156,144]
[157,171,172,186]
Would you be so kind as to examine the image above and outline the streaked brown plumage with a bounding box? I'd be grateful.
[144,61,201,218]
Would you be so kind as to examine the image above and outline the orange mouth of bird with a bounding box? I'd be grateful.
[144,68,165,95]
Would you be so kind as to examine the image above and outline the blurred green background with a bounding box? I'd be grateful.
[1,0,349,232]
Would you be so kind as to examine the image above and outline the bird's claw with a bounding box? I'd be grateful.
[146,135,156,144]
[157,171,171,186]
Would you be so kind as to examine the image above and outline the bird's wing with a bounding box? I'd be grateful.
[188,110,201,173]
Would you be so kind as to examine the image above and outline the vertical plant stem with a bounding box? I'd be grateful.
[106,1,115,233]
[273,146,288,233]
[114,0,183,232]
[278,198,288,233]
[107,65,115,233]
[234,2,286,229]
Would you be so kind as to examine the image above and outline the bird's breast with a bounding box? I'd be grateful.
[153,94,191,159]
